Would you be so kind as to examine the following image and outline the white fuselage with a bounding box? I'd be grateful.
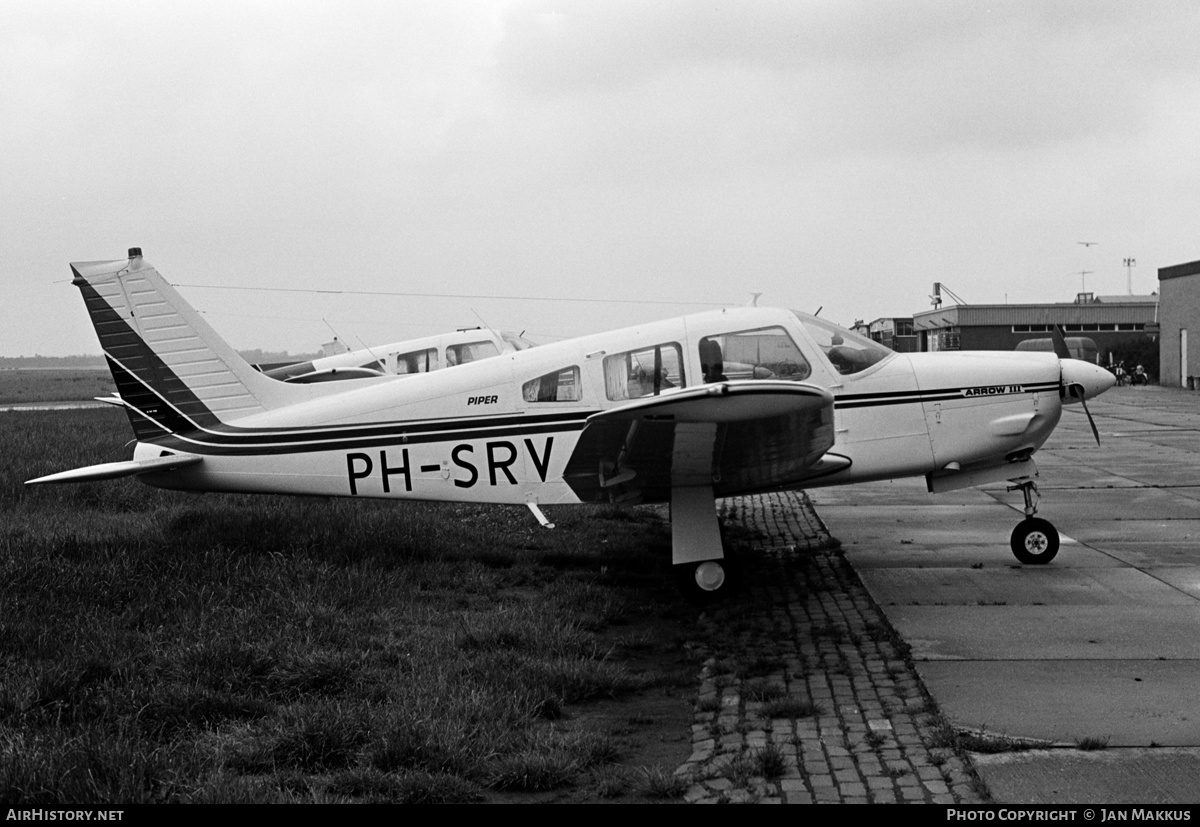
[134,307,1074,506]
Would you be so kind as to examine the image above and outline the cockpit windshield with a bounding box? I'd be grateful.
[791,312,894,375]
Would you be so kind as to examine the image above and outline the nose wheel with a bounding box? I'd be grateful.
[1011,517,1059,564]
[1007,478,1059,564]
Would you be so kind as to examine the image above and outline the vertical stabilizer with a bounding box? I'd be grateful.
[70,249,309,438]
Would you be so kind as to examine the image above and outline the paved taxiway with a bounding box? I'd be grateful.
[810,385,1200,804]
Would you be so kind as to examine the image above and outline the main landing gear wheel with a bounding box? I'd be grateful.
[674,559,737,605]
[1010,517,1059,565]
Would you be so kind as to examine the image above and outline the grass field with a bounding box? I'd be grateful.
[2,406,704,804]
[0,368,114,405]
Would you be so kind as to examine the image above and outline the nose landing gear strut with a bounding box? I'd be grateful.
[1007,477,1059,564]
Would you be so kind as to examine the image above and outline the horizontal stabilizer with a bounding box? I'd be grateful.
[25,454,202,485]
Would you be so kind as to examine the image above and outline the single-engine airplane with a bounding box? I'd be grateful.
[259,327,537,383]
[29,249,1115,601]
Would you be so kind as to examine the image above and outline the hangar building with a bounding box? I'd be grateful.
[852,317,920,353]
[1158,258,1200,388]
[911,294,1158,366]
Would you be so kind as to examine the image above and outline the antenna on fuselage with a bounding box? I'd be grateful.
[470,308,495,332]
[747,292,763,307]
[324,317,382,365]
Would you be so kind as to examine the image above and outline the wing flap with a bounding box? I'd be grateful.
[563,381,839,502]
[26,454,202,485]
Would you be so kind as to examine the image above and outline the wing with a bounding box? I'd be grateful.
[562,380,847,503]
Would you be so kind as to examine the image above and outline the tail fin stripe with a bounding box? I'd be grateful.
[104,356,198,441]
[79,278,258,423]
[77,277,225,433]
[74,262,269,419]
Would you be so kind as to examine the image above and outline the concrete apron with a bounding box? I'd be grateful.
[808,387,1200,804]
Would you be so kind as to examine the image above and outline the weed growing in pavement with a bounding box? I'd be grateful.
[743,678,787,703]
[751,743,788,779]
[762,698,823,720]
[955,730,1036,754]
[719,752,756,786]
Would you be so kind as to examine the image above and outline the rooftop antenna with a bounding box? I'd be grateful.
[1075,241,1098,295]
[931,282,968,307]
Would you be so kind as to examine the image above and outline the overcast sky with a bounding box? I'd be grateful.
[5,0,1199,356]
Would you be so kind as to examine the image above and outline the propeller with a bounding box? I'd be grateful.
[1053,325,1101,446]
[1050,324,1072,360]
[1071,383,1102,446]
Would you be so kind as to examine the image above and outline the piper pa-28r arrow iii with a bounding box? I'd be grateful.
[29,249,1116,601]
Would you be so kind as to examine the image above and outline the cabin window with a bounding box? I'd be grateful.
[603,343,684,400]
[447,341,500,366]
[522,366,582,403]
[698,327,811,383]
[389,348,439,374]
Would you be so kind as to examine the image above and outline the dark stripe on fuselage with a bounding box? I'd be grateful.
[834,381,1060,410]
[143,417,590,457]
[108,362,597,455]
